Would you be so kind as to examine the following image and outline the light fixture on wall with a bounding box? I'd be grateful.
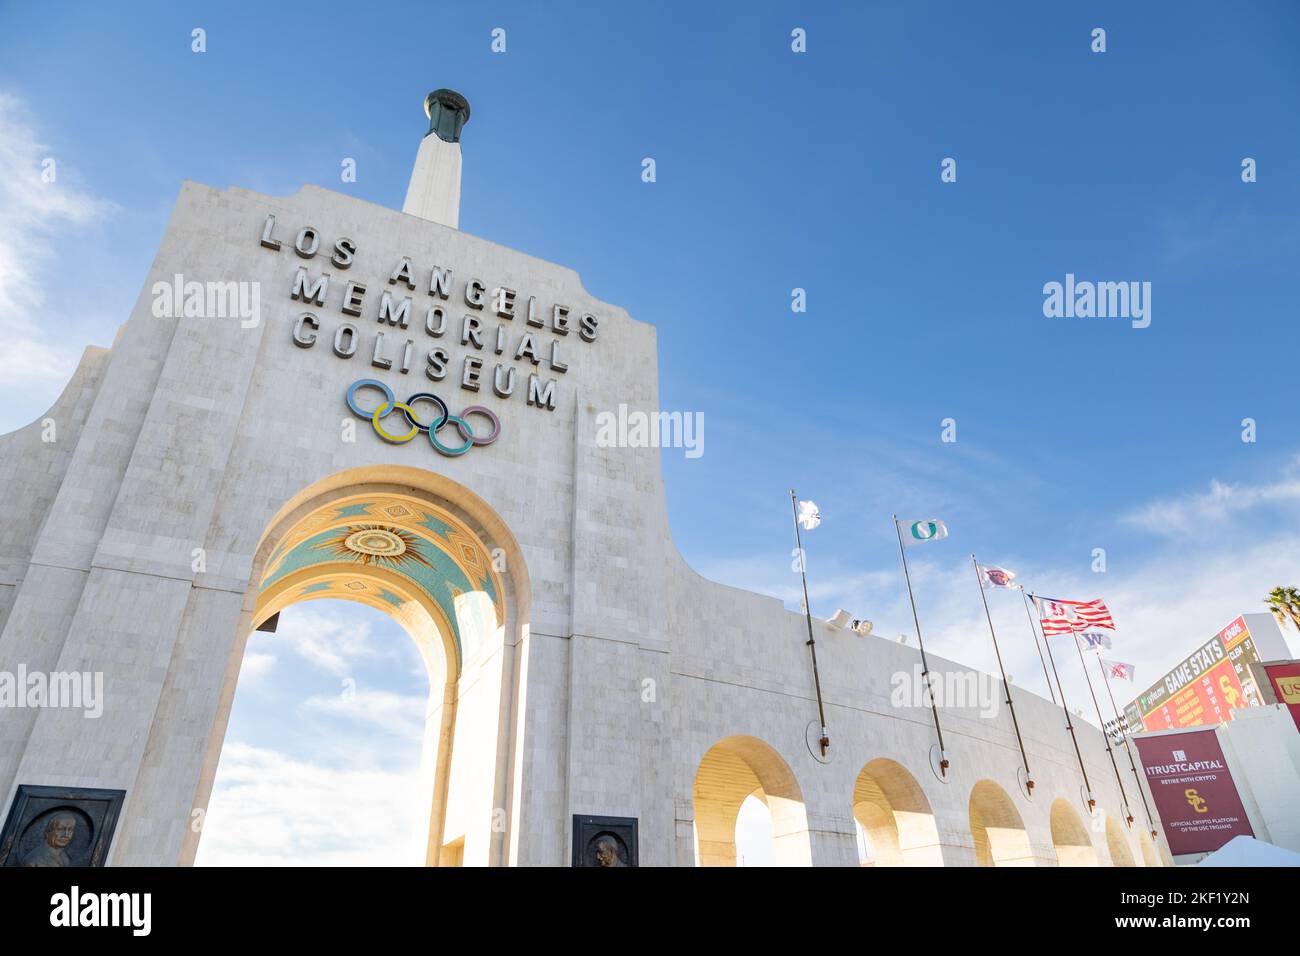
[825,608,852,630]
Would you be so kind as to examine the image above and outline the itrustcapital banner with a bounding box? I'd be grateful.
[1134,729,1253,857]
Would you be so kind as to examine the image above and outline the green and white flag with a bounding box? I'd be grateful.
[899,519,948,545]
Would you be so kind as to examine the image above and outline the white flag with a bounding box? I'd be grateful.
[1101,658,1135,681]
[979,565,1017,589]
[797,500,821,530]
[1079,631,1113,651]
[900,519,947,545]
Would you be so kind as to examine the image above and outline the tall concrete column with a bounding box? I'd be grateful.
[402,89,470,228]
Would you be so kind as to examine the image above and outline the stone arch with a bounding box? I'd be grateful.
[852,758,943,866]
[968,779,1033,866]
[251,489,507,676]
[1106,815,1136,867]
[185,465,530,867]
[693,735,811,866]
[1050,797,1099,866]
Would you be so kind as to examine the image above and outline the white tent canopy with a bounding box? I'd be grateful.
[1198,835,1300,867]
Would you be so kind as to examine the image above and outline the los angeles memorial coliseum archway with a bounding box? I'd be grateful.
[0,90,1168,867]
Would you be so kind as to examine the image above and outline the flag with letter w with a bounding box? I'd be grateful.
[899,519,947,546]
[1079,631,1113,651]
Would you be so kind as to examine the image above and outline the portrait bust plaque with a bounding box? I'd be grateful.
[572,815,638,867]
[0,785,126,867]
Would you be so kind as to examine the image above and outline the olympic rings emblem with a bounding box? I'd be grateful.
[346,379,500,457]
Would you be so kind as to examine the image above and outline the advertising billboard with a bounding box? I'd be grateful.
[1134,729,1254,857]
[1124,635,1249,732]
[1123,614,1283,732]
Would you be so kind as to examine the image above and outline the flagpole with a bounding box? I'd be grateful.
[972,556,1033,792]
[1019,587,1057,706]
[1071,631,1133,824]
[1030,593,1095,811]
[790,490,829,757]
[1097,655,1160,841]
[893,515,948,775]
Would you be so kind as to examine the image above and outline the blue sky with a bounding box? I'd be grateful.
[3,1,1298,864]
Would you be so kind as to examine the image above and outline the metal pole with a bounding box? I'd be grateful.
[1072,632,1133,824]
[894,515,948,774]
[1097,655,1160,841]
[973,555,1033,792]
[790,491,829,756]
[1020,587,1057,706]
[1031,594,1095,810]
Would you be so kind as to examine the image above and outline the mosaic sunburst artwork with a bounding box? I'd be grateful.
[316,524,437,572]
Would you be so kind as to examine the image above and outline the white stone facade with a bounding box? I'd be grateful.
[0,172,1169,867]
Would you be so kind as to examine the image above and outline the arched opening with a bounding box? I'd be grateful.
[968,780,1033,866]
[195,599,433,865]
[852,758,943,866]
[692,735,811,867]
[1106,816,1136,867]
[1138,828,1160,867]
[1050,798,1099,866]
[185,468,528,867]
[734,793,775,866]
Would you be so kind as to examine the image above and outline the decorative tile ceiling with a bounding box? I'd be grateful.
[259,494,504,659]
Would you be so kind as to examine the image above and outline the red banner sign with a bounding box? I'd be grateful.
[1264,661,1300,734]
[1217,615,1252,651]
[1135,729,1253,856]
[1139,654,1245,732]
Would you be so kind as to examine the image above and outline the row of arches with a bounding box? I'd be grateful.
[693,735,1158,867]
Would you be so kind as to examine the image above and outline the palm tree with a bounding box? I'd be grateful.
[1265,586,1300,635]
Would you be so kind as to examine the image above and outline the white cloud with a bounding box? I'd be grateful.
[238,651,276,681]
[301,686,427,740]
[199,600,437,863]
[193,742,426,867]
[1122,465,1300,537]
[273,603,381,676]
[0,93,115,393]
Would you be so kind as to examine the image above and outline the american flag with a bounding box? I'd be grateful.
[1074,599,1116,630]
[1036,596,1116,635]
